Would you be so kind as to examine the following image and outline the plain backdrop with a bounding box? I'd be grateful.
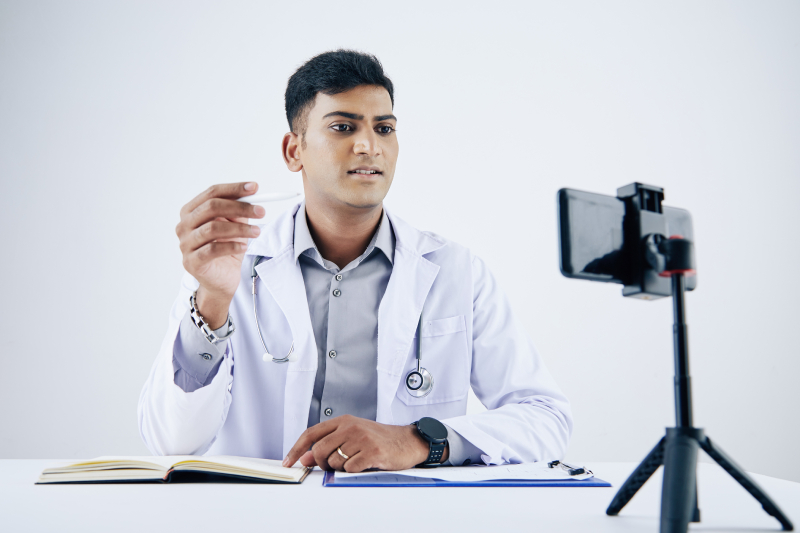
[1,1,798,483]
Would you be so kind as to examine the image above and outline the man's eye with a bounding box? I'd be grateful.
[377,125,395,134]
[332,124,353,132]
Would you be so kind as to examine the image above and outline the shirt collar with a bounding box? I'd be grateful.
[293,202,395,268]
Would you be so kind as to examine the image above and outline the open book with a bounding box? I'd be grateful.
[37,456,311,485]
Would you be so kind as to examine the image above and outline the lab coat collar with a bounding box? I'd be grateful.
[292,202,396,267]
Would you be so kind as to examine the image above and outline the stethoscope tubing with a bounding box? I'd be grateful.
[252,256,294,363]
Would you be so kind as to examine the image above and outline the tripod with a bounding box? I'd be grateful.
[605,272,794,532]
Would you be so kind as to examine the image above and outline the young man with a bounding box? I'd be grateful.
[139,50,572,472]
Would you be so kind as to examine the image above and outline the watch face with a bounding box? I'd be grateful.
[417,417,448,443]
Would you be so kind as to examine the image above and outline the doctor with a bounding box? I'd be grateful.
[139,50,572,472]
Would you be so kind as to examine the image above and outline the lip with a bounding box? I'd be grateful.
[347,166,383,175]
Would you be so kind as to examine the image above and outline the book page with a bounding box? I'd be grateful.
[41,456,197,474]
[172,456,308,481]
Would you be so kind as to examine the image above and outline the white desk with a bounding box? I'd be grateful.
[1,460,797,532]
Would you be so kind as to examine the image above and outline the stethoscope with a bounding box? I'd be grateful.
[251,255,434,397]
[251,256,295,363]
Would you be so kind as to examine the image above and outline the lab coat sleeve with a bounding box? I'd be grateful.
[138,272,236,456]
[440,255,573,465]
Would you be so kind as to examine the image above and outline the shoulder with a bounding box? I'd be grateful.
[386,210,486,284]
[386,208,477,266]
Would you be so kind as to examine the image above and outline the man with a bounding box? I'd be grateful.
[139,50,572,472]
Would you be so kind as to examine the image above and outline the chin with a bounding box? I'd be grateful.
[343,198,383,209]
[339,189,388,210]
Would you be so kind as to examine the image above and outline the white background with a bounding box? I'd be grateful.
[1,1,798,483]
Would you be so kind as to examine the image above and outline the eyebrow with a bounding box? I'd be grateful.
[322,111,397,122]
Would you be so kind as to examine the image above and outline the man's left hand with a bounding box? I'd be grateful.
[282,415,449,472]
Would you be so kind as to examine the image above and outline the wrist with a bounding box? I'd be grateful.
[195,286,233,330]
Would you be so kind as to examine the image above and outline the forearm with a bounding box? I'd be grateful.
[442,398,572,465]
[138,274,236,455]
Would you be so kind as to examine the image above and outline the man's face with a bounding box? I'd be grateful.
[291,85,398,211]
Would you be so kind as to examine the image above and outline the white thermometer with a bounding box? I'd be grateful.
[238,192,301,204]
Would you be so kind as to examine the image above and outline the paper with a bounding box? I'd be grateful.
[335,462,593,482]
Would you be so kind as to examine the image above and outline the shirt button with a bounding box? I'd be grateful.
[332,289,341,297]
[200,353,212,361]
[324,408,333,416]
[328,350,337,359]
[335,274,343,281]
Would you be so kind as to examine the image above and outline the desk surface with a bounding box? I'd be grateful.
[1,460,797,532]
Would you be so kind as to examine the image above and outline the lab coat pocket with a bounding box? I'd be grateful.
[396,315,469,405]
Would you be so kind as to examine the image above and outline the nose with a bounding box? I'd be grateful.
[353,129,381,157]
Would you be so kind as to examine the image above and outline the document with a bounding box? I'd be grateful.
[325,462,611,487]
[337,462,593,482]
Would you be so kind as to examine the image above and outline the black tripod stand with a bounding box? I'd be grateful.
[605,271,794,533]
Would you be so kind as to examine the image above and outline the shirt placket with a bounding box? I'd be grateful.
[319,267,344,421]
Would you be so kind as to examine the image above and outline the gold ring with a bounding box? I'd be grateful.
[336,447,350,461]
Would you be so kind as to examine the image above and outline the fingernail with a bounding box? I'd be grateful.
[282,458,290,467]
[244,182,256,191]
[253,205,265,217]
[251,226,260,236]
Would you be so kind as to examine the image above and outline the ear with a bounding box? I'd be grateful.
[282,132,303,172]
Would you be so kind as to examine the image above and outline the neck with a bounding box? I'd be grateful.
[303,195,383,269]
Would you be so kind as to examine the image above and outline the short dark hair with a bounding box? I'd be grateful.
[285,50,394,136]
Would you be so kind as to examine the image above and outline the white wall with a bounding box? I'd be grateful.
[1,1,798,482]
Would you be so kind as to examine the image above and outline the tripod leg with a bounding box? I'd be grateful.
[606,437,665,516]
[700,436,794,531]
[660,428,699,533]
[691,485,700,523]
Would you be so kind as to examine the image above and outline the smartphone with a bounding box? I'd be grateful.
[558,188,696,296]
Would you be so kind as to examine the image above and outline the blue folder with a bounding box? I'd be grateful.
[323,470,611,488]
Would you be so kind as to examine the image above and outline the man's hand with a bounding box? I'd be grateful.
[282,415,449,472]
[175,182,265,329]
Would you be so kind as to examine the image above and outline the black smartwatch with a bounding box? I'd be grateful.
[415,417,448,466]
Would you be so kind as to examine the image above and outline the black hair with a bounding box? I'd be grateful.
[285,49,394,136]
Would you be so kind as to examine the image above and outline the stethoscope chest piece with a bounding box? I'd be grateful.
[405,368,434,398]
[405,314,434,398]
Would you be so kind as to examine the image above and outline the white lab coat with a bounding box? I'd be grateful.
[138,203,572,464]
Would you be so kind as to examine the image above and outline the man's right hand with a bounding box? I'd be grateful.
[176,182,265,329]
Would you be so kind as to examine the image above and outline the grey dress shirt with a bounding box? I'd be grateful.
[172,204,483,466]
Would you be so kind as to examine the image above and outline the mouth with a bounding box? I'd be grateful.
[347,167,382,176]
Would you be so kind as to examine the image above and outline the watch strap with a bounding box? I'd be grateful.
[425,441,447,465]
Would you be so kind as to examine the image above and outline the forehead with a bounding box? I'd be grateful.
[309,85,394,120]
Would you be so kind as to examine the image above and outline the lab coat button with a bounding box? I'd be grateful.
[324,408,333,416]
[335,274,343,281]
[328,350,337,359]
[200,353,212,361]
[332,289,341,297]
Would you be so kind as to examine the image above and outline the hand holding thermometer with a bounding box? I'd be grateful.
[175,183,302,340]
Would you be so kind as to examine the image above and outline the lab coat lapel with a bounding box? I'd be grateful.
[376,212,444,424]
[248,203,318,455]
[254,253,317,455]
